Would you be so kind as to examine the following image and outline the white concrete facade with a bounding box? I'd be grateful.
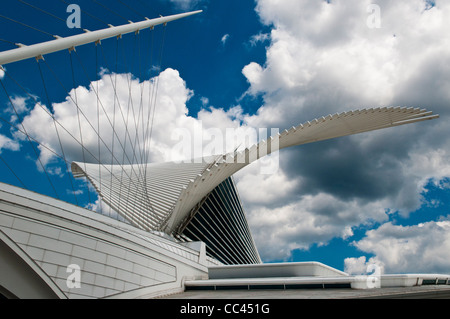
[184,263,450,291]
[0,182,218,299]
[208,262,349,279]
[0,107,445,298]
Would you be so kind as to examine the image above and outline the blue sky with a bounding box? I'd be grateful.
[1,0,450,274]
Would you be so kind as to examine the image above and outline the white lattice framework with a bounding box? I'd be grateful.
[72,106,438,236]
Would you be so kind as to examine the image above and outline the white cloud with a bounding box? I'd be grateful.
[249,32,270,46]
[10,96,28,114]
[235,163,299,206]
[344,256,385,276]
[21,68,195,166]
[0,67,4,79]
[232,0,450,267]
[244,0,450,127]
[241,190,390,261]
[200,96,209,106]
[221,33,230,46]
[5,96,31,123]
[18,68,260,168]
[348,219,450,274]
[0,134,20,153]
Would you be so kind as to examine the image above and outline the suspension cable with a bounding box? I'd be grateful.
[109,39,120,217]
[0,115,68,170]
[72,48,141,170]
[101,34,149,189]
[69,49,92,205]
[127,33,147,172]
[37,59,79,205]
[0,13,56,39]
[0,154,27,189]
[99,36,145,173]
[3,62,150,215]
[40,50,148,195]
[146,24,167,163]
[143,26,156,166]
[15,0,66,24]
[94,43,105,215]
[117,33,145,214]
[59,0,110,27]
[136,0,155,16]
[0,38,19,48]
[0,4,173,219]
[70,46,153,209]
[91,0,130,23]
[3,64,134,191]
[116,0,148,20]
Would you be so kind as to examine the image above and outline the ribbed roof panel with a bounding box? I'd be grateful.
[72,107,438,251]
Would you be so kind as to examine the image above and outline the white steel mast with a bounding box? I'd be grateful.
[0,10,202,66]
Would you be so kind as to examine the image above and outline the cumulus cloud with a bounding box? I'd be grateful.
[344,256,385,276]
[21,69,189,166]
[22,71,161,166]
[19,68,261,168]
[347,219,450,274]
[235,0,450,263]
[248,1,449,123]
[9,96,29,114]
[241,188,391,261]
[0,134,20,153]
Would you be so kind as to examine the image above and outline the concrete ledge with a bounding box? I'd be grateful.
[167,283,450,299]
[352,274,450,289]
[209,262,348,279]
[186,273,450,291]
[382,274,450,288]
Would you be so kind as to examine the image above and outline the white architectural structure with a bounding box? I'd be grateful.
[1,104,443,299]
[0,11,202,65]
[0,182,216,299]
[0,10,448,299]
[73,106,438,265]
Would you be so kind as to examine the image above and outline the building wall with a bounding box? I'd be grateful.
[0,230,65,299]
[0,183,214,299]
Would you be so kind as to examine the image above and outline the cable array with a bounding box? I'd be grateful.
[0,1,168,220]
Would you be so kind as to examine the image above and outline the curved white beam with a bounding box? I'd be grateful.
[0,10,202,66]
[72,107,439,234]
[163,107,439,232]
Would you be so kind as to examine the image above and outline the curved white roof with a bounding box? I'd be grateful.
[72,106,438,234]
